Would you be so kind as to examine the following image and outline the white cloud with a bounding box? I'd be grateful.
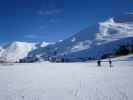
[37,9,62,16]
[59,40,63,42]
[24,34,38,39]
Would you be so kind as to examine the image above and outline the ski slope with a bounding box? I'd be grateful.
[0,58,133,100]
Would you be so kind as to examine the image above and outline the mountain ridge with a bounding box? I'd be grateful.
[1,13,133,62]
[27,13,133,62]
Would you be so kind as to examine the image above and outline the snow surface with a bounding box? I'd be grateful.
[97,18,133,40]
[0,41,52,62]
[0,56,133,100]
[71,40,92,52]
[71,37,76,42]
[0,46,4,56]
[0,42,36,62]
[39,42,54,48]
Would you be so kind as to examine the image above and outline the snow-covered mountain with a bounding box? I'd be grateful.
[36,42,55,48]
[0,13,133,62]
[28,13,133,61]
[0,42,36,62]
[0,46,4,56]
[0,41,52,62]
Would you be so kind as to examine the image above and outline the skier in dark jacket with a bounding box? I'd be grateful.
[97,60,101,67]
[109,59,112,67]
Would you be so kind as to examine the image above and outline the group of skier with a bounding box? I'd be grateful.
[97,58,112,67]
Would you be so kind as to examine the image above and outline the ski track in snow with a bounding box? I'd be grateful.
[0,61,133,100]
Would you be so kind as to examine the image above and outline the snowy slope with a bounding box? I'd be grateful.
[57,13,133,54]
[36,42,55,48]
[0,42,36,62]
[28,13,133,60]
[0,46,4,56]
[0,55,133,100]
[0,41,53,62]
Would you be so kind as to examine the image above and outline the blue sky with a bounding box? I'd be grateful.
[0,0,133,43]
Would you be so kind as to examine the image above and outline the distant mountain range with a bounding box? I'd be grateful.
[0,42,53,62]
[0,13,133,62]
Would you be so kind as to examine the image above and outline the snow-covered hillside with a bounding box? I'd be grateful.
[0,55,133,100]
[0,42,36,62]
[0,41,52,62]
[0,46,4,56]
[28,13,133,61]
[36,42,55,48]
[0,13,133,62]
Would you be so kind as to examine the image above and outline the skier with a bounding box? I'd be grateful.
[109,58,112,67]
[97,60,101,67]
